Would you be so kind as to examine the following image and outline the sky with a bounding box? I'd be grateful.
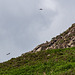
[0,0,75,62]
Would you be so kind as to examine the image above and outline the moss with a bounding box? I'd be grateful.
[59,39,65,44]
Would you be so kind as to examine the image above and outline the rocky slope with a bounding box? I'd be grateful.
[32,24,75,53]
[0,23,75,75]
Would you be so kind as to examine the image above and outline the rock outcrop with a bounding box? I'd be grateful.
[32,23,75,53]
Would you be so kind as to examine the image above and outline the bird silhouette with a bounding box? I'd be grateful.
[39,8,43,10]
[6,53,10,55]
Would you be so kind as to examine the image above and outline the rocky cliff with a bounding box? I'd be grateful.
[32,23,75,53]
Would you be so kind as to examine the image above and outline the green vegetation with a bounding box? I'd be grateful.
[0,47,75,75]
[59,39,65,44]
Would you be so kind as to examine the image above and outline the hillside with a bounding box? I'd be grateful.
[32,24,75,53]
[0,47,75,75]
[0,24,75,75]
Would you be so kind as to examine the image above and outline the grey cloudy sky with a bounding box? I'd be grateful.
[0,0,75,62]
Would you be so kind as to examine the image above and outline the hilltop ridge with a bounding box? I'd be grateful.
[32,24,75,53]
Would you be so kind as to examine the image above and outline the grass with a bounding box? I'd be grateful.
[0,47,75,75]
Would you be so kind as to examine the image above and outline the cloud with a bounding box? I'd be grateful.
[0,0,75,62]
[39,0,57,11]
[38,0,75,42]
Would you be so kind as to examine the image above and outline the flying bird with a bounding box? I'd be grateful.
[6,53,10,55]
[39,8,43,10]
